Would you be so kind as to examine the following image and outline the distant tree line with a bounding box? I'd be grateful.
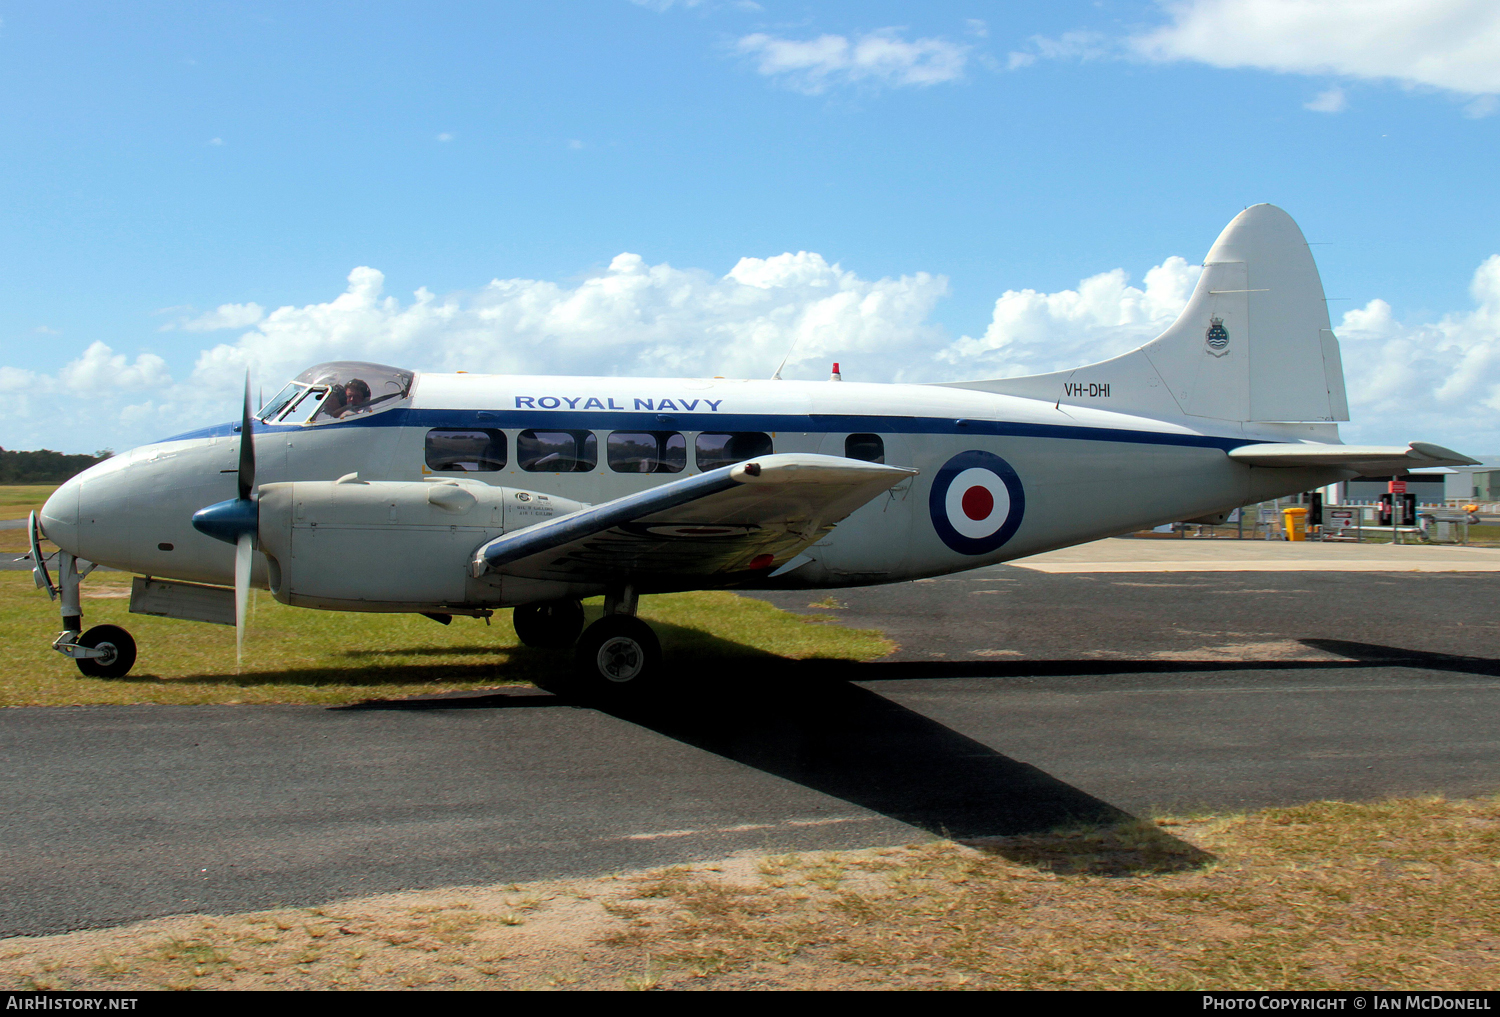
[0,447,113,484]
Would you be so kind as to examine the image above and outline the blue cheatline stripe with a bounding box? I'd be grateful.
[160,406,1262,452]
[479,467,741,569]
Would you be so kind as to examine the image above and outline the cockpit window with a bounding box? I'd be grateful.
[257,361,414,425]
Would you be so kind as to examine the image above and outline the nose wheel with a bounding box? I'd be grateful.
[574,615,661,695]
[74,625,137,679]
[44,549,139,679]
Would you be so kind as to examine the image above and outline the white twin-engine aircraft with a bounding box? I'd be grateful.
[27,204,1477,693]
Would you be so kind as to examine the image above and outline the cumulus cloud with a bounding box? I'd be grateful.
[939,257,1202,375]
[57,342,171,392]
[1335,255,1500,446]
[1133,0,1500,100]
[735,28,969,93]
[0,344,175,452]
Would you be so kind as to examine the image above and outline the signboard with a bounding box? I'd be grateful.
[1388,479,1408,494]
[1329,509,1357,525]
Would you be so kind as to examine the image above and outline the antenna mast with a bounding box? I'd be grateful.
[771,332,804,381]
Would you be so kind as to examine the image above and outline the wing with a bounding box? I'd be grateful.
[472,454,917,585]
[1228,441,1478,474]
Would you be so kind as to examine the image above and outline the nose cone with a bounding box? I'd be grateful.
[39,477,81,554]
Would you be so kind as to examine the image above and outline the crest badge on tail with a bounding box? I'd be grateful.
[1204,315,1230,357]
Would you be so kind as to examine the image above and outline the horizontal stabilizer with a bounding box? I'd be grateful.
[1228,442,1479,474]
[474,454,916,584]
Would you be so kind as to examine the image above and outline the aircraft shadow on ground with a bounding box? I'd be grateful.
[140,628,1492,871]
[595,670,1211,873]
[339,628,1232,871]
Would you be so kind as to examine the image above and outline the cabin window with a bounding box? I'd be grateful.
[695,432,773,471]
[845,433,885,464]
[517,429,597,472]
[607,432,686,474]
[425,428,507,472]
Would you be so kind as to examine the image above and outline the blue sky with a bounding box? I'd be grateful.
[2,0,1498,452]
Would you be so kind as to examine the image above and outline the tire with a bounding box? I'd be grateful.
[76,624,137,679]
[512,600,584,649]
[573,616,662,694]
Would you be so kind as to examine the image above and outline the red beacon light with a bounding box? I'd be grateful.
[829,362,842,382]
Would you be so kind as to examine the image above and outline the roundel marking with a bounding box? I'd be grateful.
[929,451,1025,555]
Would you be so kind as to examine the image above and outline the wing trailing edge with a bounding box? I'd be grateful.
[473,453,917,585]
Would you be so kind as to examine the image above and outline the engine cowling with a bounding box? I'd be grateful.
[255,477,586,611]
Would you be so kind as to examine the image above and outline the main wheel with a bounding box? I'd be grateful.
[76,624,137,679]
[512,600,584,648]
[573,616,662,695]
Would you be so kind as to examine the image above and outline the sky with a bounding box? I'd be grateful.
[1,0,1497,453]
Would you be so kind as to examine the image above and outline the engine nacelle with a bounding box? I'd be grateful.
[256,477,586,611]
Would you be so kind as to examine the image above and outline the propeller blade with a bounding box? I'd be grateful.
[238,372,255,502]
[193,374,261,546]
[235,532,252,671]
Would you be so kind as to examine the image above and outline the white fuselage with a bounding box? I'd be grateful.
[40,373,1343,606]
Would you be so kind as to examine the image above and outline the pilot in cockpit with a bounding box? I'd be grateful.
[342,379,372,416]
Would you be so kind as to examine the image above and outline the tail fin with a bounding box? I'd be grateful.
[944,204,1349,424]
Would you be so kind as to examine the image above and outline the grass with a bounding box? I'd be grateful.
[3,795,1495,990]
[0,485,55,554]
[0,484,56,517]
[0,571,893,707]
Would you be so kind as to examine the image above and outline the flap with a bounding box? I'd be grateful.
[473,453,916,585]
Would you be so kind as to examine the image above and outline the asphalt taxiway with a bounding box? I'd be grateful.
[4,538,1500,936]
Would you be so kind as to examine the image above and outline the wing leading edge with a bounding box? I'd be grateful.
[1228,442,1478,474]
[472,454,917,586]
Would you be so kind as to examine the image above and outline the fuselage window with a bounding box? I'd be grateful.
[608,432,686,474]
[695,432,773,471]
[425,429,507,472]
[845,433,885,464]
[517,429,597,472]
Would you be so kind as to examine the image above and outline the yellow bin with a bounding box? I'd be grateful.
[1282,506,1309,541]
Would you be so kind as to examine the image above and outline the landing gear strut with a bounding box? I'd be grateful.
[573,584,661,696]
[45,547,138,679]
